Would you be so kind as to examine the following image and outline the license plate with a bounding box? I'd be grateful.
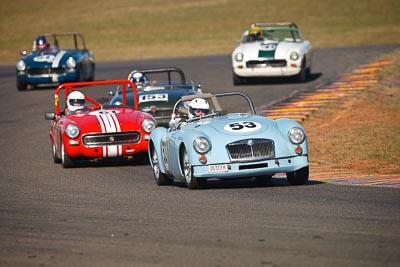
[208,164,229,173]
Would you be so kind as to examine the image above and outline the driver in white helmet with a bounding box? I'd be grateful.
[169,97,210,128]
[66,91,86,114]
[188,98,210,119]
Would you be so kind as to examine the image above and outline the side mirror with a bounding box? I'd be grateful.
[196,82,203,93]
[45,112,56,120]
[20,50,27,56]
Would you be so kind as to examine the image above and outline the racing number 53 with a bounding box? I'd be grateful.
[229,121,257,130]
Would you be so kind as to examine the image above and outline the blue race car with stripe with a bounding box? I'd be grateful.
[16,32,95,91]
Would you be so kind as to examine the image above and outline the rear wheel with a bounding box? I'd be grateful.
[61,142,75,168]
[181,148,206,190]
[286,166,309,185]
[150,145,173,186]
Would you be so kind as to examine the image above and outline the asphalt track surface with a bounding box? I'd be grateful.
[1,44,399,267]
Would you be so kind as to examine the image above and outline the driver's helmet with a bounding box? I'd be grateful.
[188,98,210,119]
[249,27,263,41]
[35,35,49,51]
[67,91,86,113]
[128,71,148,88]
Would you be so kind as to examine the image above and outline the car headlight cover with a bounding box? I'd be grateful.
[288,127,305,144]
[235,52,244,62]
[142,119,156,133]
[290,51,300,61]
[66,124,80,139]
[193,137,211,154]
[66,57,76,68]
[16,60,26,71]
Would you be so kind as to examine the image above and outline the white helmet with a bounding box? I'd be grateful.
[188,98,209,119]
[67,91,85,112]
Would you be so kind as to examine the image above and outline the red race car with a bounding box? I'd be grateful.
[45,80,156,168]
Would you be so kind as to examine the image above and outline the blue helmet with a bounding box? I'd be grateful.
[128,71,147,87]
[35,35,49,51]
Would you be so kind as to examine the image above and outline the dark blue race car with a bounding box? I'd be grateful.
[109,67,203,127]
[16,32,95,91]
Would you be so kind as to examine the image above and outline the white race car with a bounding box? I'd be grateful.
[231,22,312,85]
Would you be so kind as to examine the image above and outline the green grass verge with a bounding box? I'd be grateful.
[1,0,400,63]
[304,51,400,175]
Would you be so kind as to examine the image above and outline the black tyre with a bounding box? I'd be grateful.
[88,63,95,81]
[150,145,173,186]
[233,72,244,85]
[181,148,206,190]
[295,60,308,83]
[77,64,85,82]
[286,166,309,185]
[52,142,61,164]
[61,142,75,168]
[17,80,27,91]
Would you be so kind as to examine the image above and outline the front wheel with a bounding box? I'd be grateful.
[181,148,206,190]
[61,142,75,168]
[52,142,61,164]
[286,166,309,185]
[17,80,27,91]
[233,72,244,86]
[150,145,173,186]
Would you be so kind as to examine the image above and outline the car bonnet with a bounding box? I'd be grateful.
[191,114,271,136]
[65,108,143,133]
[25,49,72,68]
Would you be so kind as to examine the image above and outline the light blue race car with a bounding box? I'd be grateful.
[148,91,309,189]
[16,32,95,91]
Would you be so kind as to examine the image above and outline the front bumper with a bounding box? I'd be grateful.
[233,66,301,78]
[64,139,150,159]
[192,155,308,179]
[16,69,78,85]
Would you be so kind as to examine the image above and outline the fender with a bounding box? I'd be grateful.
[149,127,169,174]
[275,118,308,155]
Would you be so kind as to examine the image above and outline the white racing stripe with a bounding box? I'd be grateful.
[52,50,66,68]
[51,50,67,82]
[94,110,122,157]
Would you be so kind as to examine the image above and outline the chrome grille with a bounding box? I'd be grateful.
[246,60,286,68]
[226,139,275,162]
[28,67,65,75]
[83,132,140,146]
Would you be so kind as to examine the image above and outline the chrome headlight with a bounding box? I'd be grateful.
[193,137,211,154]
[142,119,155,133]
[290,51,300,61]
[66,124,80,139]
[16,60,26,71]
[234,52,244,62]
[66,57,76,68]
[288,127,305,144]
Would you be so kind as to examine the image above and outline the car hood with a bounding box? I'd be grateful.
[184,114,274,136]
[65,108,145,132]
[235,40,303,60]
[23,49,77,68]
